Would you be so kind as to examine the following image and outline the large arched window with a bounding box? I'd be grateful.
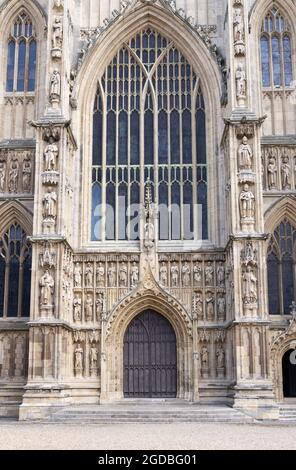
[91,29,208,242]
[0,223,32,318]
[6,11,37,93]
[267,219,296,315]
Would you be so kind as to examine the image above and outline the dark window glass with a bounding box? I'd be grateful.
[17,40,26,92]
[182,110,192,164]
[282,254,294,314]
[92,183,102,241]
[170,110,180,164]
[197,181,208,241]
[260,36,270,87]
[22,248,31,317]
[144,109,154,165]
[6,40,15,92]
[119,112,128,165]
[106,183,116,240]
[268,253,280,314]
[93,109,102,166]
[131,111,140,165]
[28,39,36,91]
[158,110,168,164]
[283,35,293,86]
[107,112,116,165]
[7,255,19,317]
[0,254,5,317]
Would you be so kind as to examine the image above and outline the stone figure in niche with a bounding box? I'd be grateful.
[119,262,128,287]
[240,184,255,220]
[130,262,139,288]
[22,158,32,192]
[43,189,57,220]
[85,294,93,321]
[90,346,98,371]
[85,262,93,288]
[267,156,277,190]
[40,270,54,306]
[206,293,215,321]
[8,159,19,193]
[235,64,246,99]
[238,136,253,170]
[201,347,209,369]
[74,343,83,372]
[217,295,226,321]
[108,263,116,287]
[74,263,82,288]
[50,69,61,100]
[243,266,258,304]
[216,262,225,287]
[0,161,6,192]
[281,156,291,190]
[44,138,59,172]
[216,346,225,369]
[52,16,63,50]
[159,262,168,286]
[233,8,244,42]
[73,294,82,322]
[205,262,214,286]
[193,292,203,320]
[193,263,202,285]
[96,262,105,287]
[96,293,104,321]
[171,262,179,287]
[182,262,191,287]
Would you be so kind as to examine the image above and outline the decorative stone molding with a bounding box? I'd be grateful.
[0,149,34,195]
[262,145,296,192]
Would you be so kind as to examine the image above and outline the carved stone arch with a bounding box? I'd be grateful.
[0,200,33,236]
[76,3,222,247]
[0,0,47,38]
[265,196,296,235]
[271,319,296,401]
[101,279,194,402]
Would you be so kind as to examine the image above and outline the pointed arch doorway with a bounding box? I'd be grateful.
[282,349,296,398]
[123,310,177,398]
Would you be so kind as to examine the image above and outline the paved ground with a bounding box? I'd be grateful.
[0,421,295,450]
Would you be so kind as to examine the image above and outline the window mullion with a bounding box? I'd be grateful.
[3,262,10,319]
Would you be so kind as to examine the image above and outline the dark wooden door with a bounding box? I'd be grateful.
[123,310,177,398]
[283,349,296,398]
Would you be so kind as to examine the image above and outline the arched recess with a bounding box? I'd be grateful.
[0,0,47,139]
[271,319,296,401]
[74,3,223,248]
[265,196,296,234]
[101,282,193,401]
[249,0,296,134]
[0,200,33,235]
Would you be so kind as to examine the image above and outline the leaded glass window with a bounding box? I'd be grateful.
[260,7,293,88]
[0,224,32,318]
[267,220,296,315]
[6,11,37,93]
[92,29,208,242]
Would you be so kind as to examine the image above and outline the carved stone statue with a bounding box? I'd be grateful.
[159,262,168,286]
[40,270,54,306]
[74,343,83,373]
[8,160,19,193]
[240,184,255,220]
[281,156,291,190]
[73,294,82,322]
[217,295,226,321]
[201,347,209,369]
[90,346,98,371]
[267,156,277,190]
[44,138,59,172]
[171,262,179,287]
[119,262,128,287]
[96,262,105,287]
[205,262,214,286]
[85,262,93,288]
[85,294,93,321]
[233,8,244,43]
[238,136,253,170]
[193,263,202,285]
[42,189,57,220]
[217,262,225,287]
[193,292,203,321]
[206,293,215,321]
[0,161,5,192]
[22,158,32,192]
[236,64,246,101]
[52,16,63,50]
[50,69,61,101]
[182,262,191,287]
[96,293,104,321]
[144,181,155,251]
[130,262,139,288]
[74,263,82,288]
[108,263,116,287]
[243,266,258,304]
[216,346,225,369]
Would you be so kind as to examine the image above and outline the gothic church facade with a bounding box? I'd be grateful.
[0,0,296,420]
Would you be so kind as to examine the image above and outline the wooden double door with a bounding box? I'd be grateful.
[123,310,177,398]
[283,349,296,398]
